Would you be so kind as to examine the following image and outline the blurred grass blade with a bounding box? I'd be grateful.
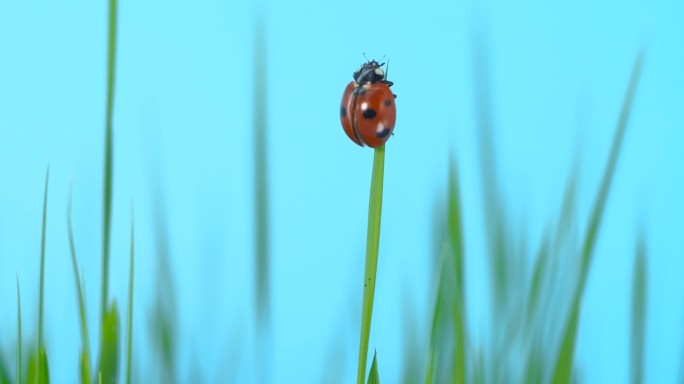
[68,193,92,384]
[101,0,117,326]
[552,51,644,384]
[552,298,580,383]
[32,168,50,384]
[80,351,92,384]
[471,27,510,307]
[0,353,10,383]
[448,162,466,384]
[425,245,446,384]
[425,161,466,384]
[17,277,23,384]
[38,168,49,351]
[522,348,543,384]
[367,351,380,384]
[150,191,178,383]
[631,237,647,384]
[357,145,386,384]
[27,347,50,384]
[125,218,135,384]
[400,299,422,384]
[577,51,644,288]
[253,16,271,326]
[527,234,550,319]
[98,302,120,384]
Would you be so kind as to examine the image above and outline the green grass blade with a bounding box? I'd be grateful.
[367,351,381,384]
[526,235,550,319]
[425,246,446,384]
[125,218,135,384]
[34,167,50,384]
[98,302,120,384]
[631,237,647,384]
[149,189,178,383]
[38,168,49,351]
[27,347,50,384]
[101,0,117,326]
[357,145,386,384]
[80,351,92,384]
[551,51,644,384]
[0,353,10,384]
[252,17,271,325]
[552,298,580,383]
[577,52,644,289]
[17,277,23,384]
[68,193,92,384]
[448,162,466,384]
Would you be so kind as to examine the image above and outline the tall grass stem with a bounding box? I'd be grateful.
[357,145,386,384]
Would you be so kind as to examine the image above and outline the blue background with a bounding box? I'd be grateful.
[1,0,682,382]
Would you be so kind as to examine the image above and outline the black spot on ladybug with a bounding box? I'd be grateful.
[377,128,391,138]
[363,108,377,119]
[340,106,346,118]
[384,99,392,107]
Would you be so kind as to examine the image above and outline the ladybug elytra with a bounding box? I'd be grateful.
[340,60,396,148]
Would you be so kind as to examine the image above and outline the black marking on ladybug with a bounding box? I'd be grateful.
[377,128,391,138]
[340,106,346,118]
[363,108,377,120]
[384,99,392,107]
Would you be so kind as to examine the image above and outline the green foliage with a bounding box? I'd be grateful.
[420,40,645,384]
[357,145,386,384]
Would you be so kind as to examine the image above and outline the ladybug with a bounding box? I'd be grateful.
[340,60,396,147]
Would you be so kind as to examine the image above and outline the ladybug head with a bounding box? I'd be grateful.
[353,60,386,85]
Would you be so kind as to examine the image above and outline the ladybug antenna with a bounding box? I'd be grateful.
[384,58,390,81]
[362,52,369,62]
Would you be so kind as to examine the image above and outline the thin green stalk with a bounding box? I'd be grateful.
[68,193,92,384]
[101,0,117,324]
[17,277,22,384]
[126,217,135,384]
[357,145,386,384]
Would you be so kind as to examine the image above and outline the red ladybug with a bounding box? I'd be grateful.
[340,60,396,147]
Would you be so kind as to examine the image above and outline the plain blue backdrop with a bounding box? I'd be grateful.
[1,0,682,382]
